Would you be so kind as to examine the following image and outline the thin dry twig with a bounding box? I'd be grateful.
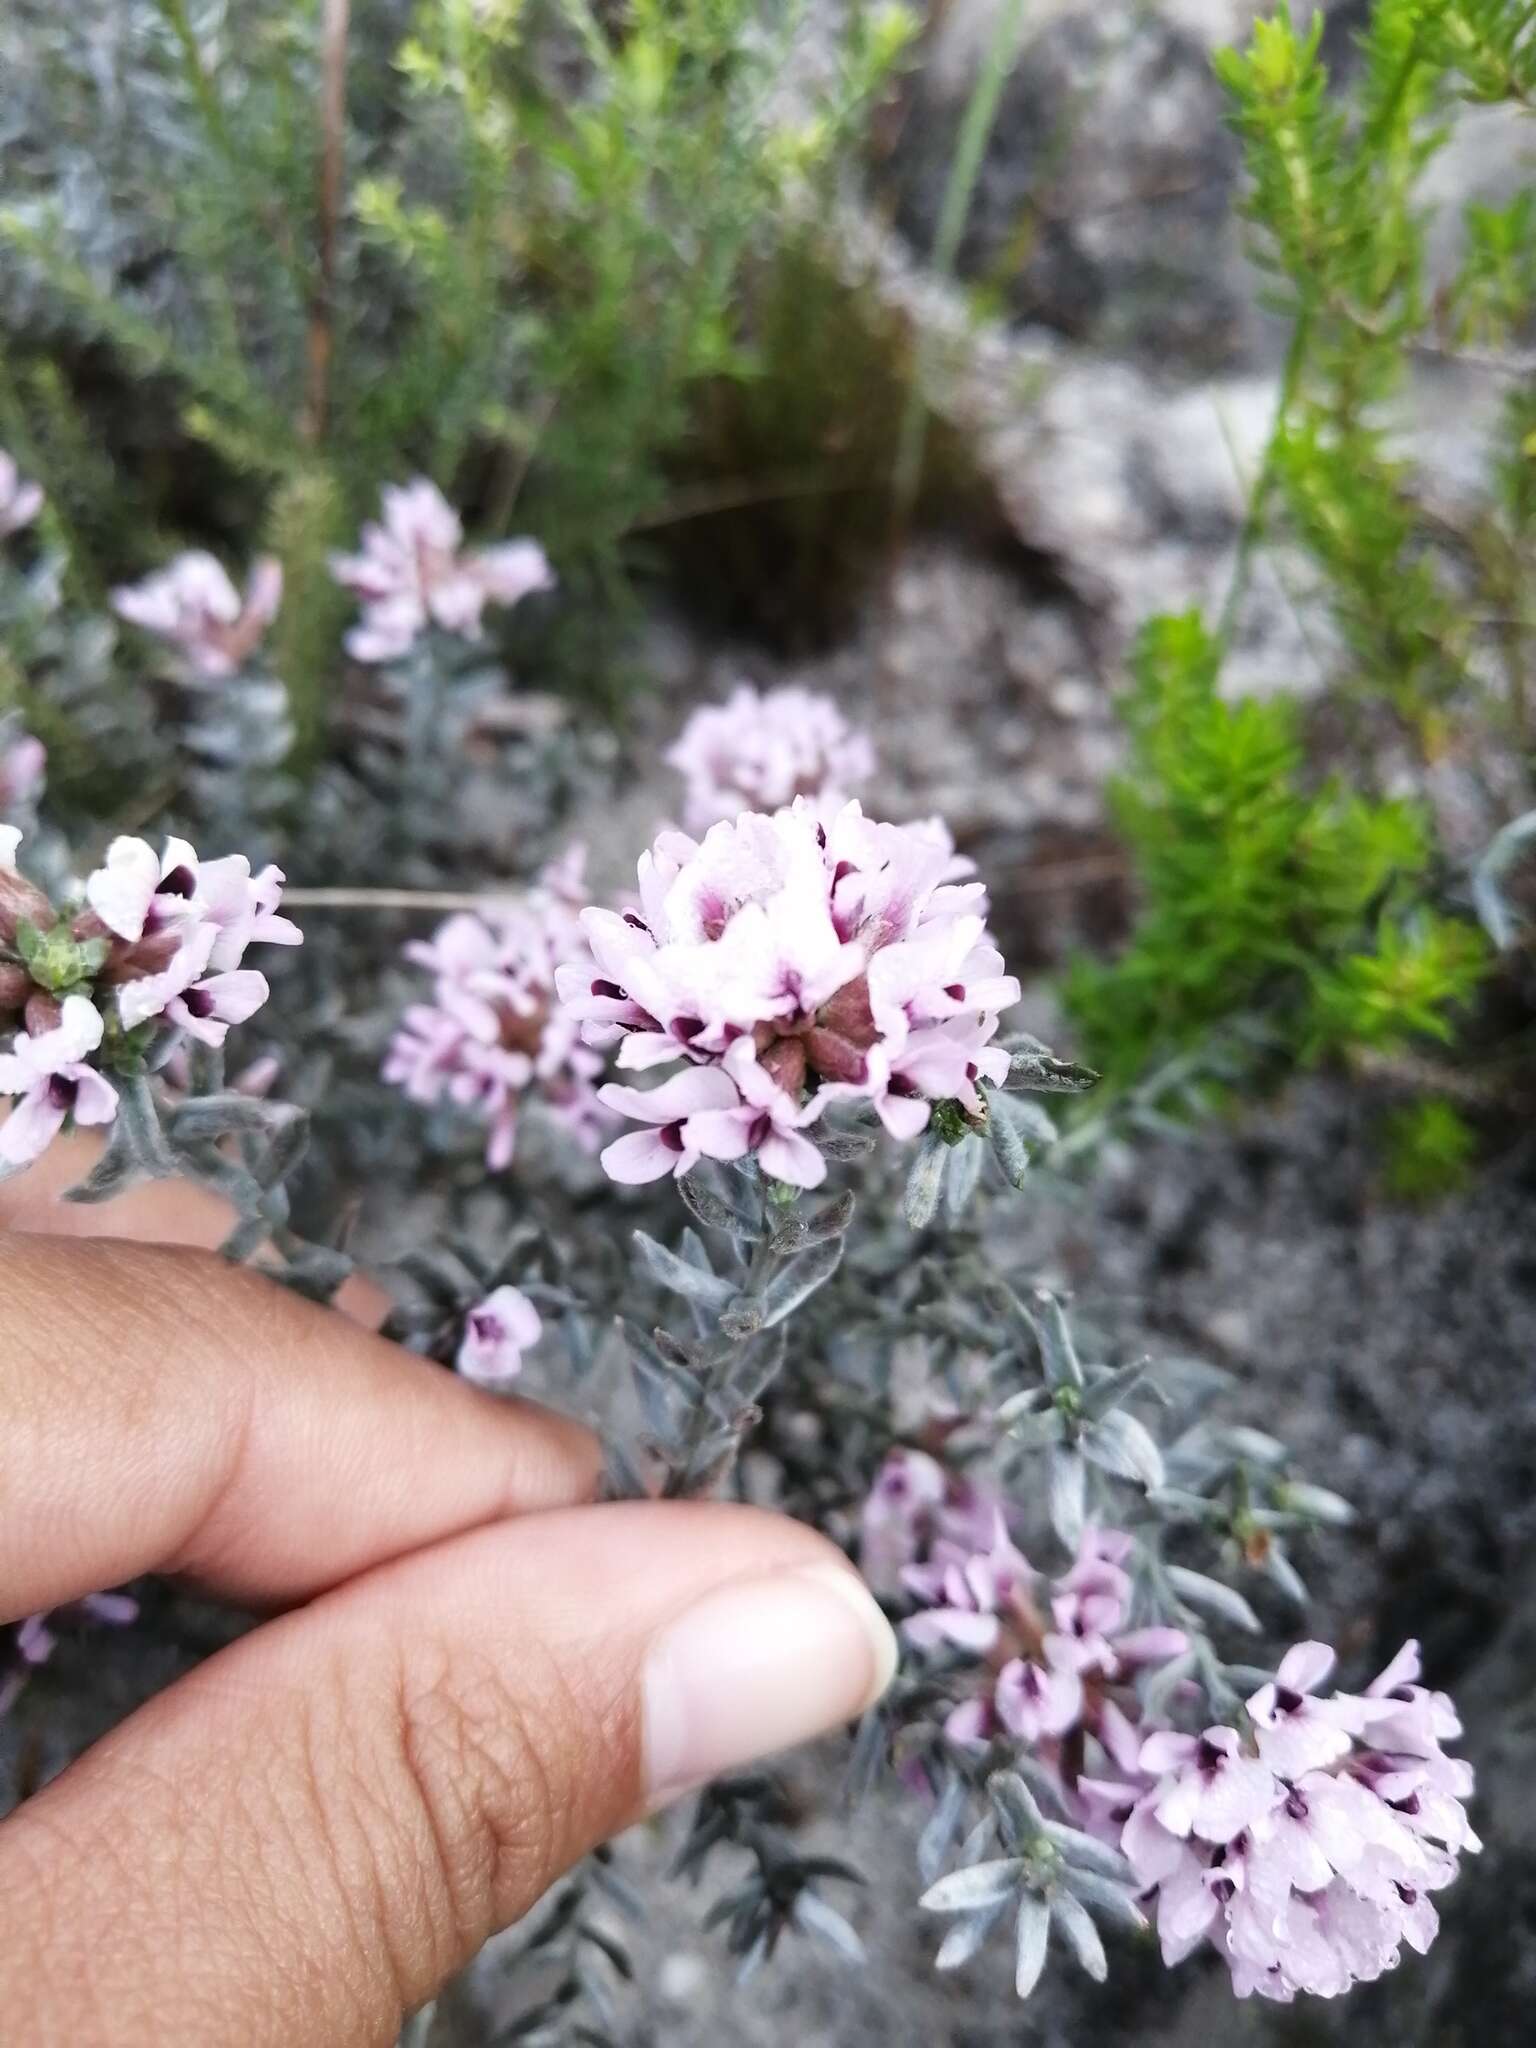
[303,0,351,445]
[282,886,517,913]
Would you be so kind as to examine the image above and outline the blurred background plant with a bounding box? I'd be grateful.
[1062,0,1534,1157]
[0,0,919,736]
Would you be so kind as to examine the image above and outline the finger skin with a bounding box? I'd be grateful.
[0,1130,388,1326]
[0,1233,599,1618]
[0,1504,891,2048]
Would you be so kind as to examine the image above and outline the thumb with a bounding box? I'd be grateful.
[0,1502,895,2047]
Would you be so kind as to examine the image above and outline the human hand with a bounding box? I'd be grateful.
[0,1141,896,2045]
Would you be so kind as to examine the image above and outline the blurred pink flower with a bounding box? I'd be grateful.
[666,683,876,831]
[113,553,282,678]
[0,732,46,812]
[0,451,44,539]
[331,479,553,662]
[385,855,606,1170]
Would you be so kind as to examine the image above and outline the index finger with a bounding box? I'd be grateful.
[0,1231,600,1621]
[0,1129,386,1325]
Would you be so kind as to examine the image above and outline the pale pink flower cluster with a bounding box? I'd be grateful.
[557,800,1020,1189]
[456,1285,543,1385]
[331,479,554,662]
[112,553,283,679]
[1103,1640,1478,2000]
[1,1592,138,1720]
[0,731,46,813]
[666,684,876,832]
[866,1449,1185,1758]
[1,831,299,1169]
[0,450,44,540]
[384,853,606,1171]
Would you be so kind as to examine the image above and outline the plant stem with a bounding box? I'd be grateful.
[304,0,351,446]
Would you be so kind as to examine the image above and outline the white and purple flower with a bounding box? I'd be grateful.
[330,479,554,662]
[456,1286,543,1385]
[557,799,1021,1188]
[666,683,876,832]
[0,995,119,1167]
[1122,1640,1478,2001]
[113,553,282,679]
[2,834,300,1173]
[384,854,606,1171]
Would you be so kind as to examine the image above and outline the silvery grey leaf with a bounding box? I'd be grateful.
[168,1093,281,1143]
[903,1130,948,1229]
[1004,1406,1067,1450]
[1014,1894,1051,1999]
[986,1085,1032,1189]
[279,1245,354,1304]
[632,1231,737,1315]
[1048,1446,1087,1547]
[917,1771,969,1884]
[815,1124,877,1161]
[252,1107,309,1190]
[759,1233,844,1327]
[1147,1486,1226,1523]
[1032,1292,1084,1389]
[993,1087,1058,1147]
[1265,1541,1309,1605]
[219,1212,273,1264]
[64,1074,176,1203]
[1059,1867,1146,1932]
[1050,1890,1107,1982]
[718,1298,765,1341]
[934,1901,1007,1973]
[1221,1425,1288,1466]
[677,1171,758,1239]
[631,1354,687,1438]
[1166,1566,1262,1633]
[603,1436,650,1502]
[1083,1410,1165,1490]
[1081,1358,1152,1422]
[1042,1824,1136,1886]
[919,1858,1025,1915]
[988,1772,1046,1843]
[792,1891,864,1963]
[768,1189,855,1256]
[1141,1648,1200,1721]
[1472,806,1536,949]
[1279,1481,1354,1526]
[1006,1045,1099,1094]
[944,1131,984,1220]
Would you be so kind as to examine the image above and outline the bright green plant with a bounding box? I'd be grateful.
[1063,611,1488,1096]
[1380,1095,1480,1199]
[1216,0,1536,743]
[1066,2,1530,1122]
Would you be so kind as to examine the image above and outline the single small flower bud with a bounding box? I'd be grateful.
[24,989,63,1036]
[760,1035,809,1095]
[0,960,31,1010]
[99,927,185,984]
[818,976,878,1049]
[0,868,56,947]
[803,1026,868,1084]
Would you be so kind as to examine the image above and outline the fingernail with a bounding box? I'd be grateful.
[642,1563,897,1805]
